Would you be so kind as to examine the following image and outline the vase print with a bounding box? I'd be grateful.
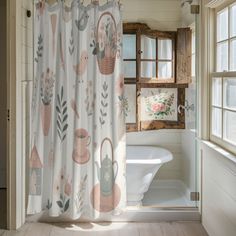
[41,104,51,136]
[51,14,57,56]
[72,129,91,164]
[40,69,54,136]
[91,12,118,75]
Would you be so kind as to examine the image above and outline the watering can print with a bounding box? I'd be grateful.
[95,138,118,196]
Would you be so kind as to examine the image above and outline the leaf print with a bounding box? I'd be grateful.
[75,174,87,214]
[69,29,74,55]
[118,95,129,117]
[46,199,52,210]
[57,200,63,208]
[64,199,70,212]
[56,86,68,142]
[100,81,108,126]
[35,34,43,63]
[40,69,55,105]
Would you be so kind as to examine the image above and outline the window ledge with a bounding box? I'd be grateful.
[201,140,236,165]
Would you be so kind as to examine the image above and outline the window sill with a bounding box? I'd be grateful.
[201,140,236,165]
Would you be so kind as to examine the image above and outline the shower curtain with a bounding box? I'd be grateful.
[27,0,126,220]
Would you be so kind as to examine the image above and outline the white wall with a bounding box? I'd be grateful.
[127,130,184,181]
[122,0,182,31]
[84,0,182,31]
[0,0,7,189]
[201,142,236,236]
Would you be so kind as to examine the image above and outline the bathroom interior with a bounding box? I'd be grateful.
[2,0,236,235]
[0,0,201,228]
[123,0,198,208]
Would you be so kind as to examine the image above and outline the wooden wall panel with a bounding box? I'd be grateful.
[176,28,192,84]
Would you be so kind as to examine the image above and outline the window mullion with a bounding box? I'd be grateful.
[228,6,230,71]
[221,77,224,139]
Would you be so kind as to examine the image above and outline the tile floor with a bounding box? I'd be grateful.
[143,187,194,207]
[0,222,208,236]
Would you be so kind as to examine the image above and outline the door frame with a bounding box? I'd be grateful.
[7,0,25,230]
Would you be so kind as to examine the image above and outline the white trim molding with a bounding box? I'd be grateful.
[206,0,226,8]
[7,0,25,230]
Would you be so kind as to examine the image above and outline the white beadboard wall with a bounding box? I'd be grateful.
[201,142,236,236]
[122,0,182,31]
[127,130,184,181]
[0,0,7,188]
[82,0,182,31]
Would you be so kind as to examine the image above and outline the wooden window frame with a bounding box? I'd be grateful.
[139,30,176,84]
[210,1,236,155]
[123,23,187,132]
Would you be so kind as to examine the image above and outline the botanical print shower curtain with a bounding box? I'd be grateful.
[27,0,126,220]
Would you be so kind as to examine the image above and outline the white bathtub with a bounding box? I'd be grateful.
[126,145,173,206]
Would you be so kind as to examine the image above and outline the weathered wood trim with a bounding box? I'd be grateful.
[123,23,187,132]
[176,27,192,84]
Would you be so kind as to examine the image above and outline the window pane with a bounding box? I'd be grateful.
[123,34,136,59]
[158,39,172,60]
[124,61,136,78]
[217,41,228,72]
[230,39,236,71]
[212,78,222,106]
[141,61,156,78]
[217,8,228,42]
[224,110,236,144]
[212,107,222,137]
[158,62,172,78]
[141,35,156,60]
[223,78,236,110]
[230,4,236,37]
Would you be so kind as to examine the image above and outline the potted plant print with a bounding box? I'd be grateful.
[40,68,55,136]
[90,12,120,75]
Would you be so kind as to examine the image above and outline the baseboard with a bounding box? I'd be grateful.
[26,208,200,223]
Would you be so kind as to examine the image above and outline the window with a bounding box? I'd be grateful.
[123,23,191,132]
[210,2,236,153]
[140,34,175,83]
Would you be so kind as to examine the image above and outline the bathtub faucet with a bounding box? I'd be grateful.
[178,100,194,114]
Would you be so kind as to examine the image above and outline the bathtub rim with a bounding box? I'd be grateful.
[126,145,173,164]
